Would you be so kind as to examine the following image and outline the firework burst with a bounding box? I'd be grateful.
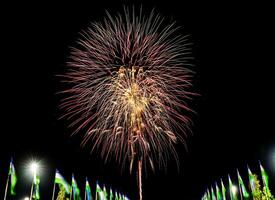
[60,8,194,196]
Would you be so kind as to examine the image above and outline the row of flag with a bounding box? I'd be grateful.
[53,170,129,200]
[3,159,129,200]
[201,162,271,200]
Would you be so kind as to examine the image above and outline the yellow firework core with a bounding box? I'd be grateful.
[118,66,148,135]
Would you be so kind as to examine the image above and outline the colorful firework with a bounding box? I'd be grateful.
[60,7,194,192]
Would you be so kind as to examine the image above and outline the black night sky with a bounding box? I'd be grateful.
[1,1,274,200]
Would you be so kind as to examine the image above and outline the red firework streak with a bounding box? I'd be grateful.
[60,8,194,200]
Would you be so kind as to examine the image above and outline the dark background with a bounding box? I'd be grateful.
[1,1,274,199]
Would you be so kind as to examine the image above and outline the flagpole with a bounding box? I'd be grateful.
[95,185,98,200]
[237,170,243,200]
[69,184,73,200]
[4,174,10,200]
[238,183,243,200]
[138,159,143,200]
[52,170,57,200]
[30,180,34,200]
[84,187,87,200]
[52,182,56,200]
[84,177,87,200]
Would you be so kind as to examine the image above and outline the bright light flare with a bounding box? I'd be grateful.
[231,185,238,195]
[29,162,39,174]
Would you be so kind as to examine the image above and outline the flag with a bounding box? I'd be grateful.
[228,175,237,200]
[221,179,226,200]
[118,193,122,200]
[237,170,249,198]
[204,192,209,200]
[207,189,211,200]
[103,185,108,199]
[110,188,114,200]
[216,183,222,200]
[33,174,40,199]
[201,193,205,200]
[247,166,256,195]
[124,196,129,200]
[54,170,71,194]
[202,192,207,200]
[72,174,81,200]
[259,162,270,193]
[8,159,17,195]
[85,178,92,200]
[211,186,217,200]
[96,183,106,200]
[115,191,119,200]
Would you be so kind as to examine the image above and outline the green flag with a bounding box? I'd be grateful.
[110,188,114,200]
[202,191,209,200]
[96,183,106,200]
[207,189,211,200]
[201,192,205,200]
[260,162,270,194]
[237,170,249,198]
[8,160,17,195]
[33,174,40,199]
[85,178,92,200]
[118,193,122,200]
[103,185,108,199]
[115,191,119,200]
[211,186,217,200]
[201,192,206,200]
[216,183,222,200]
[55,170,71,194]
[72,174,81,200]
[228,175,237,200]
[247,166,256,195]
[221,179,226,200]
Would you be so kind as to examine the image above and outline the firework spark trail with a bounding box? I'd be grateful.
[61,7,194,179]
